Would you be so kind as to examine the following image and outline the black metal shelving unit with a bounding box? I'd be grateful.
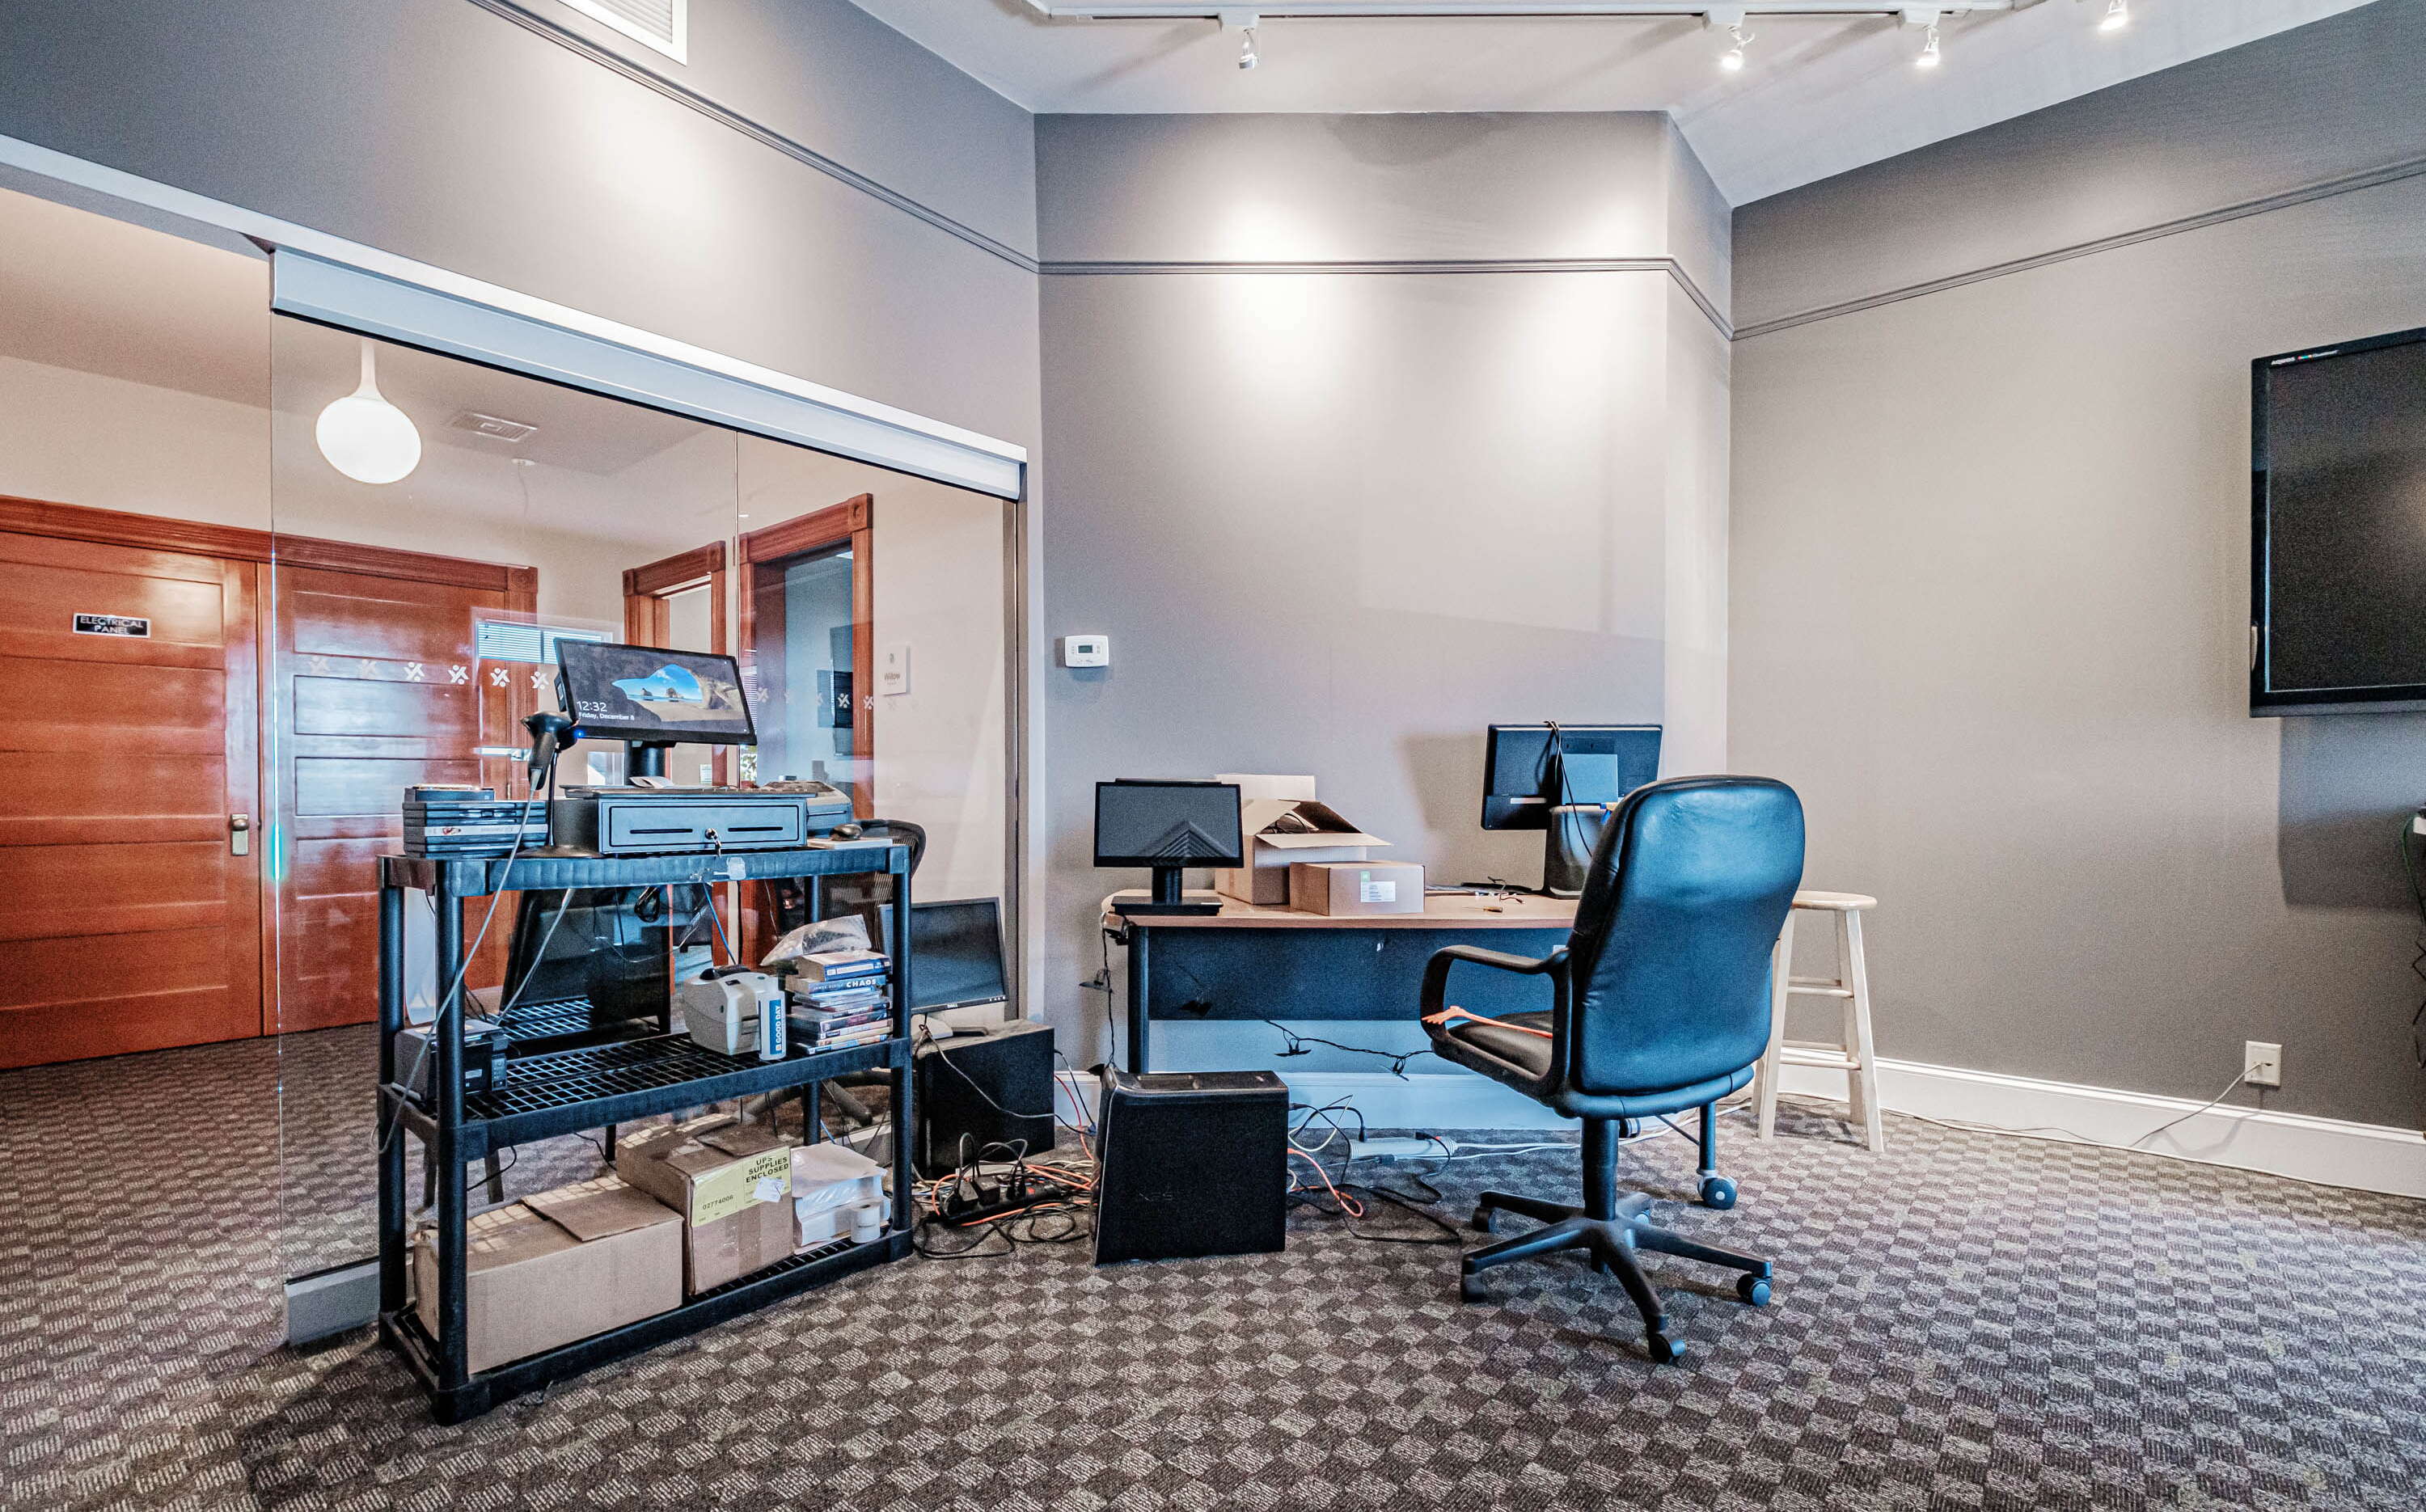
[376,843,913,1424]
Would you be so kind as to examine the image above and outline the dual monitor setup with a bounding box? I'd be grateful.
[1095,721,1663,912]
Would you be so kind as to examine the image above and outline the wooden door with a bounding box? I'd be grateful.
[272,547,535,1033]
[0,506,264,1068]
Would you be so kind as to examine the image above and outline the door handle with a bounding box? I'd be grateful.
[230,813,251,856]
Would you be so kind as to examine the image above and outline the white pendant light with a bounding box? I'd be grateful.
[316,339,422,485]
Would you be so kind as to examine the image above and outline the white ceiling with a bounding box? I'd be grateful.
[849,0,2374,204]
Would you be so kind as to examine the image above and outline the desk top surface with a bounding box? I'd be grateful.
[1101,891,1578,931]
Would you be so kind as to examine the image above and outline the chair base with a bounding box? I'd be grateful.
[1460,1189,1773,1363]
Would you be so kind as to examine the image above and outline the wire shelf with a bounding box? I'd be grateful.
[464,1032,894,1123]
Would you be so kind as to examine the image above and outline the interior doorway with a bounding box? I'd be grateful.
[739,495,874,813]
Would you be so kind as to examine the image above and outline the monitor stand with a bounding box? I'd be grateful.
[626,741,673,780]
[1540,809,1610,898]
[1109,864,1222,917]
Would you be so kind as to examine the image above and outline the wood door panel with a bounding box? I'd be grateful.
[1,752,229,834]
[290,589,475,662]
[0,987,253,1067]
[0,841,233,943]
[0,925,233,1007]
[293,755,484,817]
[292,674,474,738]
[0,629,228,671]
[12,660,227,756]
[0,559,228,648]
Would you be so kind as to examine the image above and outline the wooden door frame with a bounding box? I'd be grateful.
[738,494,873,807]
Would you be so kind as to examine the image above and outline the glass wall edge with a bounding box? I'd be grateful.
[270,251,1024,500]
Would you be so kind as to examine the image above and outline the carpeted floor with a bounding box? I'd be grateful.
[4,1029,2425,1512]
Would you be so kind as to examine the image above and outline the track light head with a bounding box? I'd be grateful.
[1240,27,1258,68]
[1719,23,1751,72]
[1915,21,1942,68]
[2100,0,2130,32]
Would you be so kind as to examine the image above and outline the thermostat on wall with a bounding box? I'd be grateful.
[1059,634,1110,668]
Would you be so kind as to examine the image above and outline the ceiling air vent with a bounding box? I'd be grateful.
[450,411,539,443]
[556,0,687,63]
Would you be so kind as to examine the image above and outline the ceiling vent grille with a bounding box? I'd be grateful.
[556,0,686,63]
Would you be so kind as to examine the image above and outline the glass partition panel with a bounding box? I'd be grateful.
[735,436,1012,973]
[268,317,742,1279]
[265,320,1020,1296]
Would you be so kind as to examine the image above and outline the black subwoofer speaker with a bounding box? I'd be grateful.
[912,1020,1055,1177]
[1093,1067,1288,1265]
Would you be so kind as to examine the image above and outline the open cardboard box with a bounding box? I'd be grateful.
[614,1114,797,1294]
[410,1176,682,1375]
[1211,774,1390,906]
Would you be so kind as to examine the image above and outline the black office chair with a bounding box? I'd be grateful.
[1421,775,1805,1362]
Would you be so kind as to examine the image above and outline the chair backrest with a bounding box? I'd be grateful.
[1559,775,1805,1097]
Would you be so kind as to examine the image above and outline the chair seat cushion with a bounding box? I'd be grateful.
[1426,1010,1757,1120]
[1432,1010,1557,1082]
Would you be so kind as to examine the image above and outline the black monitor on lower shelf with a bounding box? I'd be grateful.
[495,885,716,1033]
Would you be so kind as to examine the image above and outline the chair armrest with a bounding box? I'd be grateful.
[1420,944,1569,1020]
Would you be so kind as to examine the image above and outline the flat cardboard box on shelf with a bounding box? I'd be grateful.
[1211,775,1390,906]
[614,1114,797,1294]
[410,1176,681,1375]
[1288,860,1426,917]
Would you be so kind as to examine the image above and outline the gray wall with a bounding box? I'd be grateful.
[1037,112,1730,1071]
[1731,2,2426,1127]
[0,0,1041,453]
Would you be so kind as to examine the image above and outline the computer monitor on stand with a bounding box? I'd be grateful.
[1481,724,1662,897]
[1096,779,1245,917]
[549,640,759,779]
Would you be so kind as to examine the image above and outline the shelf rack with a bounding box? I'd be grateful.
[376,843,912,1423]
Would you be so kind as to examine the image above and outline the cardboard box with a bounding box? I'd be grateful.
[1289,860,1426,916]
[1212,775,1391,906]
[614,1115,798,1294]
[411,1176,681,1375]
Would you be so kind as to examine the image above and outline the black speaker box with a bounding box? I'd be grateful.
[912,1020,1055,1177]
[1093,1068,1287,1265]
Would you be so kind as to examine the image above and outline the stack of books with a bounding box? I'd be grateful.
[786,948,893,1051]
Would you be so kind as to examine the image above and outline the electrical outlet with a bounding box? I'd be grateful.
[2243,1041,2283,1088]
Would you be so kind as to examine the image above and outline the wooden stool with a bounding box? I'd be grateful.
[1755,890,1883,1152]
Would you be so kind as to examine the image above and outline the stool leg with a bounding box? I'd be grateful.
[1843,910,1884,1153]
[1756,911,1795,1139]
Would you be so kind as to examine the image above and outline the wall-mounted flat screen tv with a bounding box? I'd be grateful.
[2251,323,2426,715]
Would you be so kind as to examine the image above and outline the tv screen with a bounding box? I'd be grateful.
[2252,324,2426,713]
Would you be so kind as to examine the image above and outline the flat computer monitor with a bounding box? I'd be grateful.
[496,885,717,1038]
[554,640,756,746]
[1095,779,1244,916]
[872,897,1009,1013]
[1481,724,1662,897]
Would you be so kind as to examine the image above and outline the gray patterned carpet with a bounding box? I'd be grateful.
[4,1027,2425,1511]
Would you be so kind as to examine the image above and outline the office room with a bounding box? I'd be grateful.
[0,0,2420,1506]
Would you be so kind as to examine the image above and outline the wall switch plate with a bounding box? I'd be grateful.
[1059,634,1109,668]
[877,642,910,695]
[2244,1041,2283,1088]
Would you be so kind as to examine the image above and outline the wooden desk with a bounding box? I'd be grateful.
[1101,891,1579,1072]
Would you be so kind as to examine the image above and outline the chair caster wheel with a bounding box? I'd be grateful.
[1698,1176,1736,1210]
[1736,1273,1771,1307]
[1460,1272,1488,1304]
[1646,1329,1686,1364]
[1470,1206,1496,1234]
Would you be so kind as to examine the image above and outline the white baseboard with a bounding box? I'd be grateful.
[1168,1062,2426,1198]
[1773,1057,2426,1197]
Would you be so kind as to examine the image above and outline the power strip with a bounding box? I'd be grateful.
[936,1163,1081,1227]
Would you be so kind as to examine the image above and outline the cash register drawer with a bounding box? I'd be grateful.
[553,796,812,854]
